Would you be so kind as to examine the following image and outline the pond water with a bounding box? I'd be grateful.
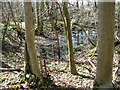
[35,29,97,59]
[72,30,97,46]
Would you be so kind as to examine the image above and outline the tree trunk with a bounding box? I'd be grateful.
[39,0,44,33]
[49,2,60,59]
[94,0,97,8]
[93,2,115,88]
[36,0,40,33]
[24,2,41,77]
[63,2,77,75]
[76,0,79,8]
[24,42,32,78]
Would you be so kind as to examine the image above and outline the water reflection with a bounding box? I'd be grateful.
[34,29,97,59]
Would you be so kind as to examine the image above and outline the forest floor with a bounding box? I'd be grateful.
[0,32,120,89]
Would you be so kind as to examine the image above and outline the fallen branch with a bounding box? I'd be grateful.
[0,68,22,72]
[88,57,96,70]
[87,47,97,70]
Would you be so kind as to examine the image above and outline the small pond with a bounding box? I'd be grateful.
[35,29,97,59]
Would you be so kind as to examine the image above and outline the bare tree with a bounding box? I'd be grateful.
[63,2,77,75]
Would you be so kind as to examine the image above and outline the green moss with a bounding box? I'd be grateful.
[73,46,82,52]
[9,77,14,81]
[20,78,25,83]
[88,48,96,56]
[78,76,83,79]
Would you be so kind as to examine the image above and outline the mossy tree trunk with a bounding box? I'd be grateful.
[63,2,77,75]
[93,2,115,88]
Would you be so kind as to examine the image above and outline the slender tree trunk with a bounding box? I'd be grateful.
[24,2,41,77]
[63,2,77,75]
[76,0,79,8]
[39,0,44,33]
[118,3,120,29]
[55,6,58,26]
[94,0,97,8]
[36,0,40,33]
[75,0,79,24]
[93,2,115,88]
[77,31,80,45]
[49,2,60,59]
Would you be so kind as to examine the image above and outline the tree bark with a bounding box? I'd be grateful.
[93,2,115,88]
[63,2,77,75]
[49,2,60,59]
[39,0,44,33]
[36,0,40,32]
[24,2,41,77]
